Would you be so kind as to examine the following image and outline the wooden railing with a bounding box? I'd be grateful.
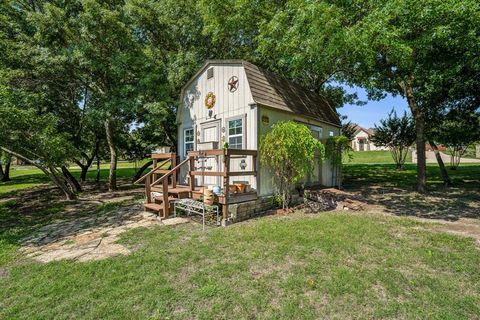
[187,149,258,223]
[133,158,171,185]
[148,158,190,216]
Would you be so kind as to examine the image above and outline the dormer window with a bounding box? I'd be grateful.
[207,67,214,79]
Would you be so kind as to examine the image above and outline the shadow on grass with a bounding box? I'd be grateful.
[343,163,480,221]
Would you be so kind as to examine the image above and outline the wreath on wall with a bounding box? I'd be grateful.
[205,92,216,109]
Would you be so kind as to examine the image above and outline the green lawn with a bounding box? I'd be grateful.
[349,150,412,164]
[0,161,148,195]
[1,159,479,318]
[1,213,479,319]
[343,163,480,190]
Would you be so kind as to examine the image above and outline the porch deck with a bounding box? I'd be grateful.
[135,149,258,225]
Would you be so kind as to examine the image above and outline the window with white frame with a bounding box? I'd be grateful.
[310,125,323,140]
[184,128,194,156]
[228,118,243,149]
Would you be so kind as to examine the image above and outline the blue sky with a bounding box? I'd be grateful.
[338,86,410,128]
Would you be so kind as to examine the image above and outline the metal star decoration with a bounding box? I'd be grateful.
[228,76,239,92]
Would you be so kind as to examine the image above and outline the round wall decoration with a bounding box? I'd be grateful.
[228,76,239,92]
[205,92,216,109]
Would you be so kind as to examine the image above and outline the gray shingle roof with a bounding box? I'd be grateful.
[181,60,341,127]
[242,61,340,127]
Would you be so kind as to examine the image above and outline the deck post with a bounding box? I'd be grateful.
[162,178,169,218]
[189,155,195,192]
[222,152,230,226]
[145,175,152,203]
[152,159,157,182]
[171,153,177,188]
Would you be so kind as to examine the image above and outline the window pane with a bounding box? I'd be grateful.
[228,118,243,149]
[229,136,242,149]
[185,129,194,142]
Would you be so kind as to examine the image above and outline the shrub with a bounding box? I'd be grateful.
[259,121,324,209]
[370,110,415,170]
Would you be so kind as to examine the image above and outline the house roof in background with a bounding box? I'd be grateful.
[181,60,341,127]
[352,124,375,136]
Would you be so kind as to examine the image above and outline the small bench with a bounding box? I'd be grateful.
[173,199,220,230]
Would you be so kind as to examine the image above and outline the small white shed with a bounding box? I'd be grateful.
[177,60,341,196]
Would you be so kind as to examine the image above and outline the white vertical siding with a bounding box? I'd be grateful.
[178,62,257,190]
[177,62,340,195]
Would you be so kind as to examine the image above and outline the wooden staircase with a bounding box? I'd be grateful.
[134,153,191,218]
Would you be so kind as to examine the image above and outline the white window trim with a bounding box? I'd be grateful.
[226,114,246,149]
[309,125,323,139]
[184,127,194,157]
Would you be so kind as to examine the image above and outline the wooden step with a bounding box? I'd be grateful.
[153,196,178,204]
[151,186,191,198]
[144,203,164,213]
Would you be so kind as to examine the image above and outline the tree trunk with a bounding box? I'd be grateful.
[1,155,11,182]
[80,165,88,182]
[0,146,77,200]
[95,155,101,184]
[132,160,153,183]
[73,160,88,183]
[403,82,426,193]
[429,140,451,186]
[0,162,4,181]
[105,119,117,191]
[61,166,82,192]
[50,166,77,200]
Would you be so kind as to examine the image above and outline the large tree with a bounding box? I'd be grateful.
[0,0,85,198]
[205,0,480,192]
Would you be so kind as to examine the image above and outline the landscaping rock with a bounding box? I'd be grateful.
[20,209,165,263]
[304,188,367,212]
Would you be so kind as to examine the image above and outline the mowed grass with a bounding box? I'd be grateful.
[343,163,480,191]
[1,155,479,318]
[1,213,480,319]
[349,150,412,164]
[0,161,148,195]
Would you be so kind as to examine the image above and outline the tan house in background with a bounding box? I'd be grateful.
[350,124,387,151]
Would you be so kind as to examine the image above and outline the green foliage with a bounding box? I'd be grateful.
[370,111,416,170]
[341,121,357,142]
[260,121,324,208]
[432,110,480,169]
[325,135,353,187]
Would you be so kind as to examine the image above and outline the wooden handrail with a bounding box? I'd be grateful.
[151,158,190,186]
[134,159,171,184]
[187,149,257,157]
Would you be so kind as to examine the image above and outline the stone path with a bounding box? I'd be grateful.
[21,207,189,263]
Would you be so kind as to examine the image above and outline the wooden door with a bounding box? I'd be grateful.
[199,120,221,186]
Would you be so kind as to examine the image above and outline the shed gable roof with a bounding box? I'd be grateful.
[242,61,340,126]
[180,60,341,127]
